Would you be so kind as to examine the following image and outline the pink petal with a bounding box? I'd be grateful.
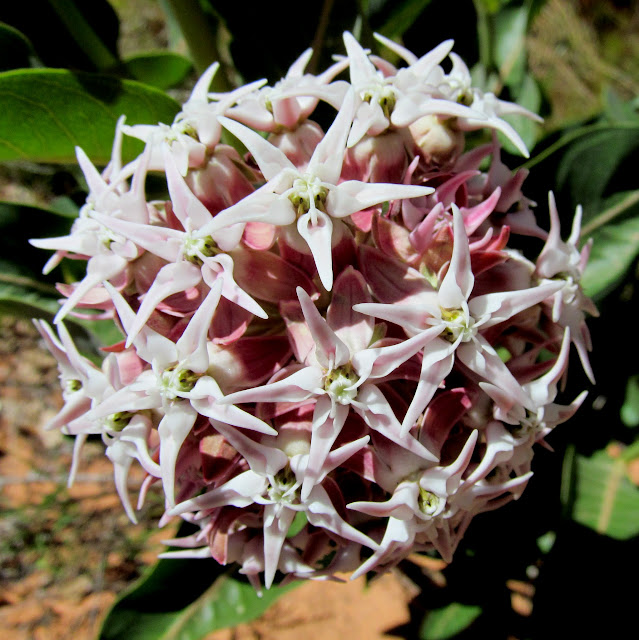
[126,261,203,347]
[327,267,373,354]
[297,286,350,369]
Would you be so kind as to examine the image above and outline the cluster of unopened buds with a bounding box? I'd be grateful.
[32,32,597,590]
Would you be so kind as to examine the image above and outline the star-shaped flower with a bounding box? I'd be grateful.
[208,90,433,290]
[355,207,564,434]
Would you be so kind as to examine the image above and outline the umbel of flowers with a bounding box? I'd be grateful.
[32,32,596,590]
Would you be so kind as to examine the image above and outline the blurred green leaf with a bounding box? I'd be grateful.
[556,125,639,224]
[0,200,71,319]
[581,195,639,298]
[100,556,297,640]
[124,51,193,90]
[0,1,120,72]
[621,375,639,428]
[564,448,639,540]
[420,602,482,639]
[603,87,639,124]
[536,530,556,554]
[0,200,72,271]
[474,0,510,13]
[493,2,530,88]
[0,264,60,318]
[0,68,180,164]
[0,21,34,70]
[47,0,119,71]
[48,195,81,218]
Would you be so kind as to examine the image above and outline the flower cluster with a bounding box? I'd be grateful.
[32,33,595,590]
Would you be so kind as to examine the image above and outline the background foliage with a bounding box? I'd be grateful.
[0,0,637,638]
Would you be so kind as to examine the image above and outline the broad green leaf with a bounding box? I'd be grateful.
[621,375,639,428]
[0,21,34,70]
[565,448,639,540]
[556,125,639,223]
[420,602,482,640]
[100,556,297,640]
[581,202,639,298]
[0,68,180,164]
[124,51,193,90]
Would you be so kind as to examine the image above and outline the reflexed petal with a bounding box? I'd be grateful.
[297,209,335,291]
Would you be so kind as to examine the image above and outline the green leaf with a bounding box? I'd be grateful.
[0,200,73,318]
[474,0,510,14]
[0,21,35,70]
[124,51,193,90]
[47,0,119,71]
[0,68,181,164]
[556,125,639,224]
[48,195,81,218]
[0,265,60,319]
[1,1,120,72]
[100,556,297,640]
[603,87,639,124]
[493,2,530,88]
[581,202,639,298]
[564,448,639,540]
[376,0,433,38]
[621,375,639,428]
[420,602,482,640]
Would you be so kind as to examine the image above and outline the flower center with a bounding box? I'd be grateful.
[439,307,476,343]
[267,466,298,503]
[324,364,359,405]
[103,411,134,432]
[554,274,579,305]
[361,78,397,119]
[288,173,328,216]
[509,408,542,439]
[65,379,83,394]
[183,233,218,265]
[159,366,202,400]
[173,118,199,139]
[418,487,441,516]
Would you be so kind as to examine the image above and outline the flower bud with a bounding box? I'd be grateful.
[409,115,465,169]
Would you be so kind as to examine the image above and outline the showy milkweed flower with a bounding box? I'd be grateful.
[32,32,595,589]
